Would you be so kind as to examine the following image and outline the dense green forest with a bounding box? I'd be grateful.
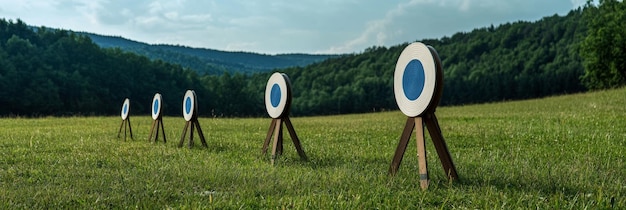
[0,1,624,117]
[82,32,338,75]
[254,9,590,115]
[0,20,204,116]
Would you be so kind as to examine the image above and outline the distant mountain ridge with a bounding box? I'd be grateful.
[80,32,340,74]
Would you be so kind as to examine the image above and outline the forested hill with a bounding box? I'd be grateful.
[243,2,624,116]
[81,32,338,75]
[254,9,589,115]
[0,19,202,116]
[1,1,624,117]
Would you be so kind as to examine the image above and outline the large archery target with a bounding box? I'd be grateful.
[182,90,196,121]
[120,98,130,120]
[394,42,438,117]
[265,72,291,118]
[151,93,162,120]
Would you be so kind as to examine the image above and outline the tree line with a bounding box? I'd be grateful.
[0,1,624,117]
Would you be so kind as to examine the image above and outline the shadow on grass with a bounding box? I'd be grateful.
[455,162,589,197]
[266,152,391,172]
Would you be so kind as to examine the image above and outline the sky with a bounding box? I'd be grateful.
[1,0,588,55]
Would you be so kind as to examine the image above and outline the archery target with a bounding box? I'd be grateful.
[151,93,162,120]
[265,72,291,118]
[182,90,196,121]
[394,42,439,117]
[120,98,130,120]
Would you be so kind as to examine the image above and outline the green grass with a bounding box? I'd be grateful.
[1,88,624,209]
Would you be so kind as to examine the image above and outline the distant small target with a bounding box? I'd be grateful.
[179,90,207,148]
[264,73,291,119]
[182,90,196,122]
[152,93,162,120]
[121,98,130,120]
[117,98,133,140]
[149,93,166,143]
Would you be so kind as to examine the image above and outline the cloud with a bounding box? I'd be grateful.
[320,0,426,54]
[570,0,589,8]
[1,0,584,54]
[319,0,579,54]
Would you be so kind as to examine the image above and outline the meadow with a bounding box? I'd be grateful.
[0,88,624,209]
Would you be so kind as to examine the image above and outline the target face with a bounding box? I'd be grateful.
[394,42,440,117]
[182,90,196,121]
[151,93,162,120]
[120,98,130,120]
[265,72,291,118]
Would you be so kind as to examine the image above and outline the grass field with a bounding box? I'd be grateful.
[0,88,624,209]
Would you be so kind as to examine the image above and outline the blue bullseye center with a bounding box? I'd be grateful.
[185,97,192,114]
[153,99,159,114]
[270,84,281,108]
[402,59,426,101]
[123,104,128,114]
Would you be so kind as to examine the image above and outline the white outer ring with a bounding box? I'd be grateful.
[120,98,130,120]
[182,90,196,121]
[393,42,437,117]
[265,72,289,118]
[151,93,162,120]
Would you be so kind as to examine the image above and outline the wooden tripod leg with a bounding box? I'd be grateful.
[277,122,284,156]
[117,120,124,138]
[415,117,429,189]
[389,117,416,175]
[155,120,160,142]
[424,113,458,181]
[194,120,208,148]
[271,118,283,165]
[262,119,278,154]
[128,117,134,140]
[178,121,190,148]
[189,120,195,148]
[160,118,167,143]
[124,119,127,141]
[284,117,307,160]
[148,119,157,142]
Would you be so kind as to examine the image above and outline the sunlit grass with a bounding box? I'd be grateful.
[0,88,624,208]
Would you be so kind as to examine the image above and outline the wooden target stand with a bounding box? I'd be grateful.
[148,93,166,143]
[117,98,134,140]
[178,90,208,148]
[389,42,458,190]
[261,73,307,165]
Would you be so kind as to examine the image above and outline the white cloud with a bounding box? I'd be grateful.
[181,14,212,22]
[0,0,583,54]
[570,0,589,8]
[320,0,426,53]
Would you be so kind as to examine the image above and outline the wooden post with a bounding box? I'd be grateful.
[415,117,429,189]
